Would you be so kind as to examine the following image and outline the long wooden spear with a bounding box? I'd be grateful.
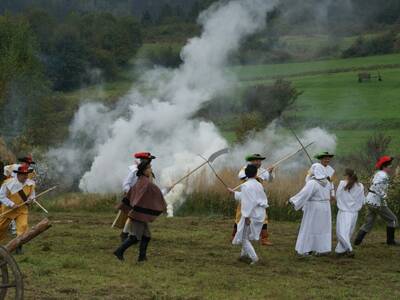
[231,142,314,191]
[0,186,57,218]
[169,148,229,190]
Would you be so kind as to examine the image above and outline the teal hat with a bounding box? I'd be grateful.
[245,154,266,162]
[314,151,335,160]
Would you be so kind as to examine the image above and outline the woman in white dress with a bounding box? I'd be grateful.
[289,164,332,257]
[335,169,365,257]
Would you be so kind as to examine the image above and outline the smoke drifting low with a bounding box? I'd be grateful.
[47,0,336,201]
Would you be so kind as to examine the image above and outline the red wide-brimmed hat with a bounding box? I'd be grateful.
[133,152,156,160]
[18,154,35,165]
[375,156,393,169]
[13,164,33,174]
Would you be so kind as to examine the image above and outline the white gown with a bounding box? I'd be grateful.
[232,178,269,244]
[290,179,332,255]
[335,181,365,253]
[232,178,268,262]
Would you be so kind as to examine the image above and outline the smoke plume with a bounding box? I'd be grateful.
[47,0,337,214]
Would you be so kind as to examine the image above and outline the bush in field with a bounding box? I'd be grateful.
[243,79,302,124]
[234,112,264,143]
[342,132,393,175]
[342,31,399,58]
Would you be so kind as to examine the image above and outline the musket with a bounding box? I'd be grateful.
[0,186,57,218]
[231,142,314,191]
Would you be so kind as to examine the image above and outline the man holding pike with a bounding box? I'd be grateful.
[3,154,37,238]
[231,154,274,246]
[0,164,35,253]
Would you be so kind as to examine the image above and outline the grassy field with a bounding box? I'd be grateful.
[233,53,400,155]
[6,211,400,299]
[232,53,400,81]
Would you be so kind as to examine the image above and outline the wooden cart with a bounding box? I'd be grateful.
[0,219,51,300]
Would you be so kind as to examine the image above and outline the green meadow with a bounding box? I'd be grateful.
[11,212,400,299]
[233,54,400,155]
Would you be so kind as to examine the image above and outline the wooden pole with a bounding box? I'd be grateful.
[0,186,57,218]
[5,218,51,253]
[169,161,208,190]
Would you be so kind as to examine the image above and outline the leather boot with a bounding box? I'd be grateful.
[120,232,129,242]
[138,236,151,262]
[386,227,400,246]
[15,245,23,255]
[260,229,273,246]
[231,224,237,242]
[113,235,138,261]
[354,230,367,245]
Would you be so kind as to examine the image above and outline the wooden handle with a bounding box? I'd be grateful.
[169,161,208,190]
[0,186,57,218]
[231,142,314,191]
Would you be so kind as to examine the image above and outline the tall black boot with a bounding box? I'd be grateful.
[138,236,151,262]
[15,245,23,255]
[113,235,138,261]
[354,230,367,245]
[386,227,400,246]
[120,231,129,242]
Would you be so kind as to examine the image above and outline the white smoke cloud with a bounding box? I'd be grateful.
[46,0,338,217]
[47,0,280,193]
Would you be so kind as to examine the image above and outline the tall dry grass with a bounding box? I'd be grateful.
[176,167,309,220]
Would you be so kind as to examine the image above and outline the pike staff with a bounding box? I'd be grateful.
[281,117,313,166]
[0,186,57,218]
[230,142,314,191]
[168,148,229,191]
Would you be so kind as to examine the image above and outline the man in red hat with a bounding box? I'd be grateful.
[355,156,399,246]
[114,159,166,262]
[112,152,156,242]
[0,164,35,253]
[3,155,36,237]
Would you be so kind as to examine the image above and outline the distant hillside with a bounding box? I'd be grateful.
[0,0,204,18]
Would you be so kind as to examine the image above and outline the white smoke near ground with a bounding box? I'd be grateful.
[46,0,337,215]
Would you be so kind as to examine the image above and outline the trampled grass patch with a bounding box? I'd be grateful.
[10,212,400,299]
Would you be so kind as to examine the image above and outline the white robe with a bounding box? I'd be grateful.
[335,181,365,253]
[290,179,332,255]
[232,178,269,244]
[122,164,139,194]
